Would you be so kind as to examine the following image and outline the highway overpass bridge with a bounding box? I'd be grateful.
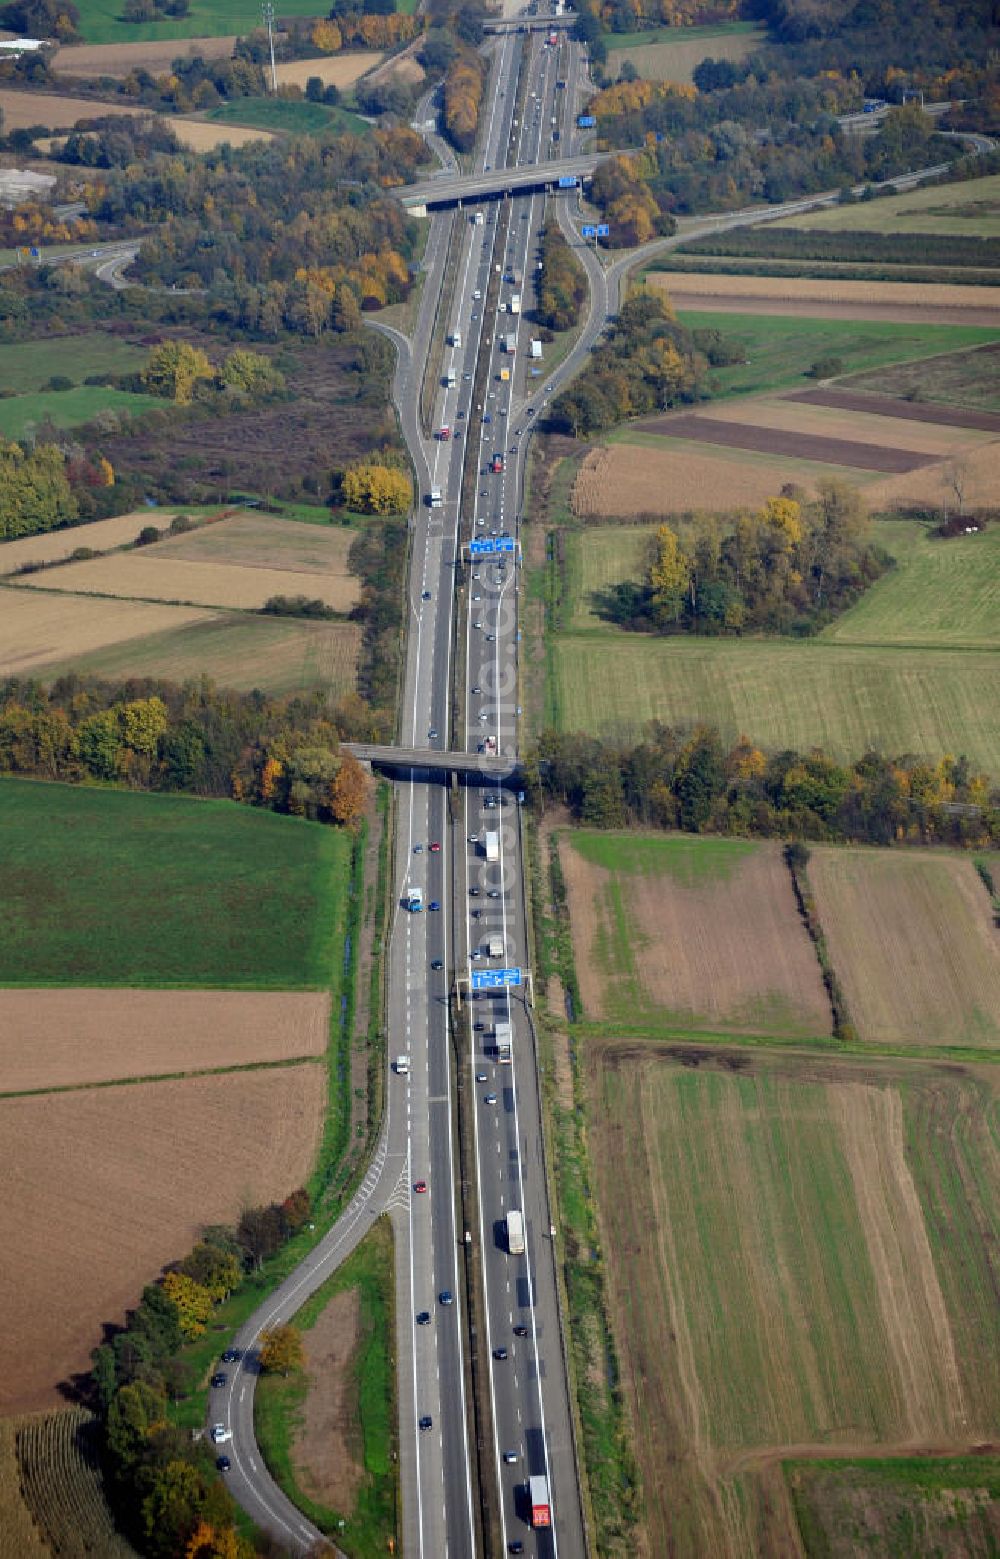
[397,150,640,210]
[483,14,574,31]
[345,741,522,782]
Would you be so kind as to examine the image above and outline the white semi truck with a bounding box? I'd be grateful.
[496,1019,512,1064]
[506,1208,525,1255]
[405,886,423,912]
[485,830,500,864]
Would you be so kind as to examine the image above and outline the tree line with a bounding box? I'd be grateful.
[82,1189,314,1558]
[443,47,484,154]
[528,725,1000,847]
[679,216,1000,271]
[548,292,711,436]
[598,485,888,636]
[0,678,377,822]
[535,223,588,333]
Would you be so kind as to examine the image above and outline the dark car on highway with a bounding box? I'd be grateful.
[216,1456,231,1472]
[211,1372,227,1389]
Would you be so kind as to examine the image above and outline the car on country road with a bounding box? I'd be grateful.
[221,1349,242,1363]
[439,1290,454,1305]
[211,1373,227,1389]
[211,1425,231,1444]
[217,1456,231,1472]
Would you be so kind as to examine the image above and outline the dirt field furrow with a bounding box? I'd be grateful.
[0,989,331,1093]
[635,413,939,473]
[652,269,1000,324]
[1,1063,324,1411]
[784,386,1000,432]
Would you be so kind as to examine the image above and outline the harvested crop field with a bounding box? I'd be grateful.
[692,395,993,457]
[171,117,274,149]
[0,89,142,132]
[784,386,1000,432]
[572,440,853,516]
[0,585,213,675]
[51,36,237,77]
[0,1063,324,1411]
[155,508,357,578]
[41,611,362,698]
[0,508,195,574]
[867,438,1000,512]
[19,550,358,612]
[274,52,381,89]
[774,172,1000,238]
[0,1407,134,1559]
[549,636,1000,775]
[636,411,938,473]
[650,268,1000,325]
[587,1045,999,1557]
[806,850,1000,1052]
[0,989,330,1093]
[559,831,831,1040]
[609,25,762,84]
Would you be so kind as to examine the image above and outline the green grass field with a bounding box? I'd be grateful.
[39,613,361,698]
[824,519,1000,648]
[568,829,756,886]
[787,1456,1000,1559]
[0,386,159,440]
[669,308,1000,399]
[0,778,349,987]
[0,334,145,395]
[774,172,1000,239]
[549,635,1000,773]
[254,1217,397,1556]
[563,525,655,630]
[588,1049,999,1556]
[605,22,763,82]
[208,97,370,135]
[76,0,327,45]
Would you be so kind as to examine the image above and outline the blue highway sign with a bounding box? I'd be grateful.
[470,537,516,556]
[471,967,522,990]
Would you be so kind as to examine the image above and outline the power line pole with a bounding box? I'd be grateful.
[261,1,277,94]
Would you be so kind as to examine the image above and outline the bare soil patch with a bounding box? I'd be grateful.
[636,412,937,472]
[275,53,381,89]
[0,989,330,1094]
[52,37,236,78]
[572,440,838,516]
[292,1287,364,1514]
[366,39,425,87]
[0,89,142,132]
[784,387,1000,433]
[651,269,1000,325]
[0,586,215,675]
[0,1062,324,1412]
[697,396,990,457]
[807,849,1000,1051]
[867,439,1000,511]
[559,834,831,1039]
[18,551,358,612]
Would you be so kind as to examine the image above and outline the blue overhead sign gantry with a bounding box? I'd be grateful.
[469,537,516,556]
[471,967,522,990]
[581,224,611,239]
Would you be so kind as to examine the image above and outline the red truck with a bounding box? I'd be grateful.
[439,425,451,441]
[491,452,504,473]
[529,1474,551,1527]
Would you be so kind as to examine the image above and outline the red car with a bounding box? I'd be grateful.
[414,1180,428,1194]
[430,841,441,852]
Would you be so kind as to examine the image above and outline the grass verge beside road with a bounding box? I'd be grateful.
[254,1218,398,1559]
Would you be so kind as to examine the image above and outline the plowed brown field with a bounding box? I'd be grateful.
[0,989,330,1093]
[867,438,1000,511]
[696,396,990,456]
[636,412,937,472]
[649,269,1000,325]
[559,832,831,1040]
[785,387,1000,432]
[0,89,141,132]
[0,1063,324,1411]
[806,849,1000,1051]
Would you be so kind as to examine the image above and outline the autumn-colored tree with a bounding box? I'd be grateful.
[443,48,483,153]
[143,341,213,404]
[186,1520,254,1559]
[0,440,78,541]
[329,752,368,824]
[258,1324,304,1377]
[178,1242,241,1303]
[219,349,284,396]
[649,524,690,624]
[310,17,342,52]
[342,461,411,516]
[161,1272,214,1339]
